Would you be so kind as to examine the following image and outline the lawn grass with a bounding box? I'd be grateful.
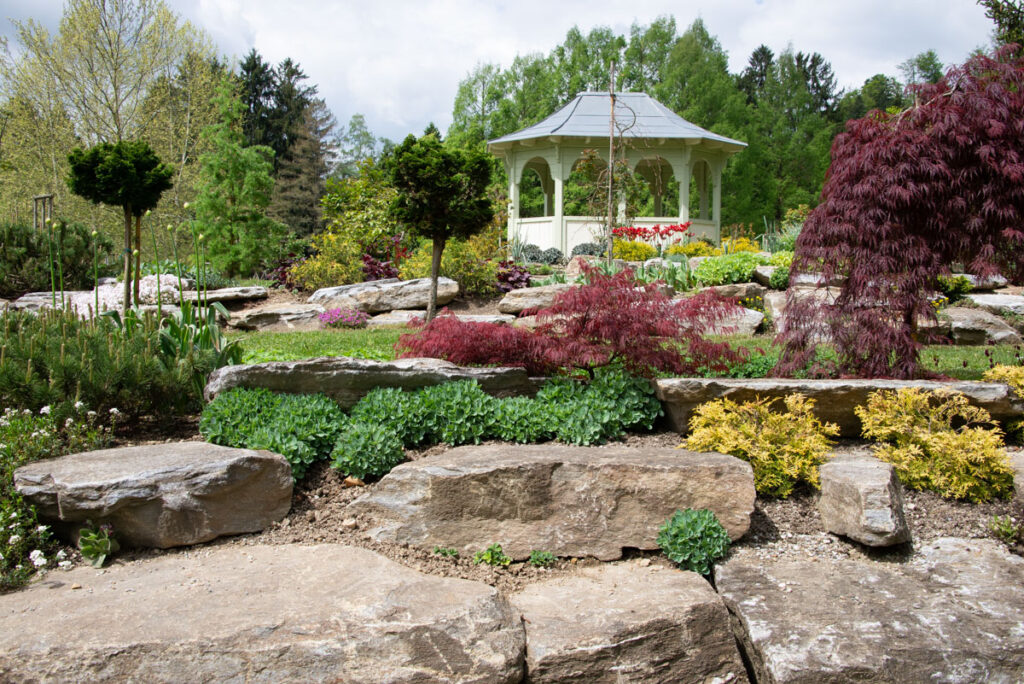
[231,327,1022,382]
[230,327,405,363]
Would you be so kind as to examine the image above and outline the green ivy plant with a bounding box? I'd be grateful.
[473,543,512,567]
[656,509,731,575]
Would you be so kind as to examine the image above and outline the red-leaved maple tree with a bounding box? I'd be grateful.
[397,265,743,378]
[776,46,1024,379]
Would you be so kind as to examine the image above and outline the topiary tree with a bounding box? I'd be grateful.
[67,140,173,311]
[386,128,493,322]
[776,47,1024,379]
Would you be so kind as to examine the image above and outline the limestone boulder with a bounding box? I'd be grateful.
[204,356,536,407]
[944,306,1022,345]
[309,277,458,313]
[177,286,268,303]
[14,443,292,548]
[962,273,1009,291]
[818,454,910,546]
[655,377,1024,437]
[706,307,765,336]
[716,538,1024,683]
[510,564,748,683]
[753,265,777,288]
[700,282,766,300]
[367,309,424,327]
[762,287,841,332]
[229,303,324,331]
[0,544,525,683]
[498,284,574,314]
[348,445,756,560]
[964,293,1024,317]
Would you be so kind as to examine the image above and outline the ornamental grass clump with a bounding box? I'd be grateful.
[855,388,1013,503]
[686,394,838,498]
[319,307,369,329]
[657,509,731,575]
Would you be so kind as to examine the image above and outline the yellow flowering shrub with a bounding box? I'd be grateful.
[288,232,362,290]
[721,236,761,253]
[685,394,839,498]
[665,241,721,258]
[855,388,1013,502]
[982,365,1024,441]
[398,238,499,296]
[611,239,657,262]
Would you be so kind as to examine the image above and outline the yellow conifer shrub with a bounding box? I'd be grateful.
[685,394,838,498]
[855,388,1013,502]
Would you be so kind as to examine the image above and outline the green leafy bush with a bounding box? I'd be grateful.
[399,238,499,295]
[330,422,405,479]
[418,380,499,445]
[348,387,430,446]
[535,368,662,445]
[686,394,839,498]
[657,509,731,575]
[491,396,553,443]
[200,388,347,480]
[528,550,556,567]
[0,220,114,298]
[473,543,512,567]
[855,388,1013,502]
[693,252,769,286]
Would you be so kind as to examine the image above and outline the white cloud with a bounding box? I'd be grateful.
[1,0,995,141]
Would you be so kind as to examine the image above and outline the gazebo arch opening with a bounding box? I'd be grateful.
[489,92,746,255]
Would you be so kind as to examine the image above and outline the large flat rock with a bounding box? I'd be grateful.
[818,454,910,547]
[655,377,1024,437]
[178,286,269,303]
[309,277,458,313]
[229,303,324,331]
[715,538,1024,683]
[498,284,574,314]
[964,293,1024,316]
[510,563,748,683]
[204,356,536,407]
[944,306,1022,345]
[14,443,292,549]
[706,307,764,336]
[348,444,756,561]
[0,544,524,683]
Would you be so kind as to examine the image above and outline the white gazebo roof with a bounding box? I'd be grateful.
[487,91,746,153]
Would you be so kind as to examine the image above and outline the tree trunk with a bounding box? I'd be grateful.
[122,207,132,314]
[133,214,142,305]
[427,238,445,323]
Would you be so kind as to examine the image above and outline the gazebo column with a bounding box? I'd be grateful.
[698,163,709,220]
[553,150,565,254]
[712,160,723,243]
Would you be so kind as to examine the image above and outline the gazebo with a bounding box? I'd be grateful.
[487,92,746,254]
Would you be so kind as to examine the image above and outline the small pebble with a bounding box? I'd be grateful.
[306,510,316,523]
[71,583,81,590]
[638,558,651,567]
[343,476,365,487]
[341,518,358,530]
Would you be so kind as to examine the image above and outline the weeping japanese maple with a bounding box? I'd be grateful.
[776,46,1024,379]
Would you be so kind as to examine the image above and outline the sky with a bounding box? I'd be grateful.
[0,0,996,142]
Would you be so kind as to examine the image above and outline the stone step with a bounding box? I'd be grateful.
[348,444,756,560]
[0,544,524,683]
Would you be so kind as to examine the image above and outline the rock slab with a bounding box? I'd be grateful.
[944,306,1022,345]
[1010,450,1024,503]
[309,277,458,313]
[498,284,574,314]
[510,563,748,683]
[178,286,268,303]
[0,544,524,683]
[655,377,1024,437]
[965,293,1024,316]
[706,307,765,336]
[348,444,756,560]
[229,303,324,331]
[818,454,910,546]
[204,356,536,407]
[14,443,292,548]
[716,538,1024,683]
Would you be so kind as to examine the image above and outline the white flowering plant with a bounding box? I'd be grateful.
[1,403,115,590]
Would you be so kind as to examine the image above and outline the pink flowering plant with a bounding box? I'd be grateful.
[319,308,370,329]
